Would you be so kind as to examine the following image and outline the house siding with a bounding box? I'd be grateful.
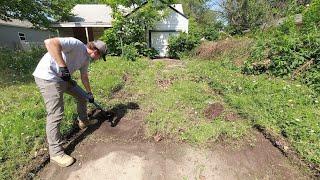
[147,5,189,57]
[0,25,54,49]
[153,11,188,32]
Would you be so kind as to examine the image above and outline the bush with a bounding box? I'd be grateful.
[202,26,220,41]
[123,44,139,61]
[243,0,320,93]
[168,33,200,59]
[100,28,122,56]
[302,0,320,30]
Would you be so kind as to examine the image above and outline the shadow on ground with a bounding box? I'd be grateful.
[26,102,139,179]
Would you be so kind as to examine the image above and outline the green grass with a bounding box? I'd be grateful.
[1,40,319,178]
[184,56,320,165]
[0,49,147,179]
[125,60,250,143]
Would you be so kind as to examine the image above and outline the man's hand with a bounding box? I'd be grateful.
[59,67,71,81]
[87,92,94,103]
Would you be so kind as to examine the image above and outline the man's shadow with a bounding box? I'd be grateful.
[64,102,140,154]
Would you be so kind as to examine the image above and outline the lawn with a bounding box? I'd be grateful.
[0,40,319,178]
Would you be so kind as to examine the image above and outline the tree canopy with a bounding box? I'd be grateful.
[0,0,78,28]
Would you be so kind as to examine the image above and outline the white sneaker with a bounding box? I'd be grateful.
[50,154,75,167]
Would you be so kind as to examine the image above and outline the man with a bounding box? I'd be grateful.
[33,37,107,167]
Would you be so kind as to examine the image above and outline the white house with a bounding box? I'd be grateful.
[147,4,189,57]
[53,3,188,57]
[52,4,113,43]
[0,19,55,50]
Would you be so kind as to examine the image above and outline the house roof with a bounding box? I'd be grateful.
[0,19,33,28]
[53,3,188,28]
[52,4,113,28]
[125,3,188,19]
[168,4,188,19]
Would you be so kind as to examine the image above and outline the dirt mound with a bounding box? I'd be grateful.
[192,38,252,60]
[204,102,224,119]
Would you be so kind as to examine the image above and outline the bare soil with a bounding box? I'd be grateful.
[37,106,308,180]
[35,59,310,180]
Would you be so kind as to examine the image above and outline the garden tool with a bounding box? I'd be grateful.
[69,80,103,110]
[69,80,115,121]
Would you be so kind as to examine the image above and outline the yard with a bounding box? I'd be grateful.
[0,37,319,179]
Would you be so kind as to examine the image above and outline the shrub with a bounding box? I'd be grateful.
[202,26,220,41]
[168,33,200,59]
[100,28,122,56]
[243,0,320,93]
[123,44,139,61]
[302,0,320,31]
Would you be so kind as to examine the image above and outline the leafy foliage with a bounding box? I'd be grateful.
[123,44,139,61]
[168,33,200,59]
[243,0,320,92]
[100,2,166,57]
[0,0,75,28]
[0,47,45,85]
[219,0,273,34]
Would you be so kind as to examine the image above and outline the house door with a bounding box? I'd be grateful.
[73,28,86,43]
[73,27,94,44]
[150,31,179,57]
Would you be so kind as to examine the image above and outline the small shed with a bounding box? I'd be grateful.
[52,4,112,44]
[124,3,188,57]
[147,4,188,57]
[0,19,55,49]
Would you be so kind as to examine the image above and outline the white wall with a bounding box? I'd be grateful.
[153,5,188,32]
[148,5,189,57]
[0,25,54,49]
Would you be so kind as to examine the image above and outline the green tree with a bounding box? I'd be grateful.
[219,0,272,34]
[0,0,76,28]
[100,0,174,56]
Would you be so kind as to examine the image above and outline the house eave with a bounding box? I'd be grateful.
[52,22,112,28]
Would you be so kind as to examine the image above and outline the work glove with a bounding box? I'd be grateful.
[87,92,94,103]
[59,67,71,81]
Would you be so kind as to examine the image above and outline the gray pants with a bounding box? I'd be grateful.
[35,77,88,156]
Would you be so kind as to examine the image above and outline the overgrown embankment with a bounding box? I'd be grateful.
[187,37,319,174]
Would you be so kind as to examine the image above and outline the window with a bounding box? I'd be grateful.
[18,32,26,41]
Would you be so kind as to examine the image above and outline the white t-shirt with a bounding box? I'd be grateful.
[33,37,90,82]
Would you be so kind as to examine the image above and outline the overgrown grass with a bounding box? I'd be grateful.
[185,55,320,166]
[126,60,250,144]
[0,48,147,179]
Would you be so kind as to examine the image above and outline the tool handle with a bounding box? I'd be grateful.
[70,80,103,110]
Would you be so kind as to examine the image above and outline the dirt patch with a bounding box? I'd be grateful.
[223,112,241,121]
[255,124,320,177]
[156,77,177,90]
[37,131,309,180]
[191,38,252,61]
[204,102,224,120]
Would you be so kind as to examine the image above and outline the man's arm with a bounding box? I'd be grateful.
[44,38,67,67]
[80,73,92,93]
